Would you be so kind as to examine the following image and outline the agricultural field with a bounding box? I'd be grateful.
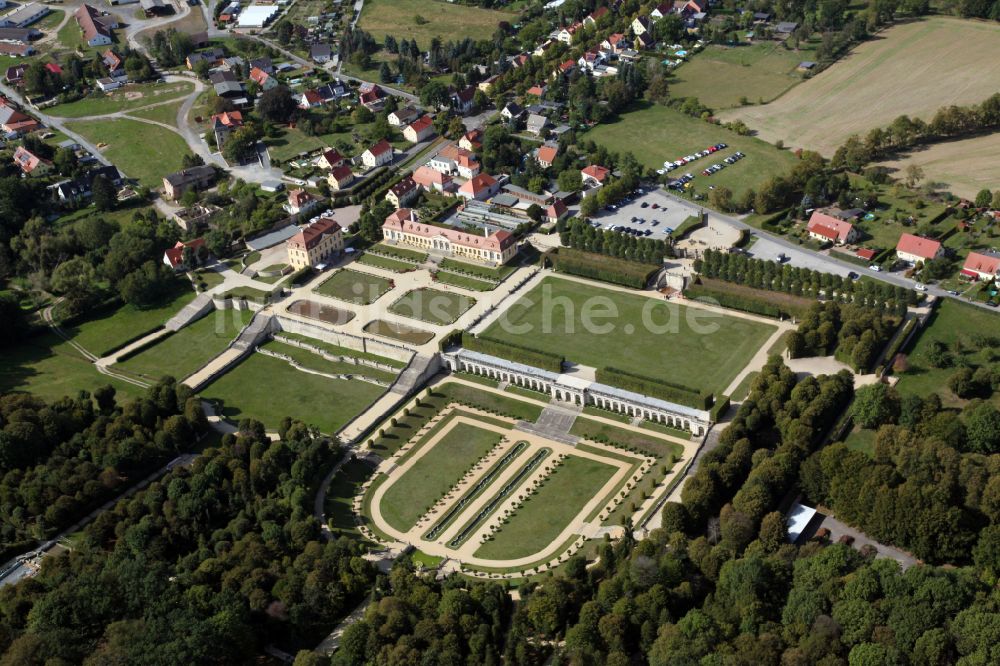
[47,82,196,118]
[314,269,394,304]
[357,0,516,49]
[388,288,476,325]
[585,101,797,198]
[876,132,1000,200]
[69,119,191,187]
[895,299,1000,408]
[114,310,254,383]
[481,277,776,396]
[670,42,813,110]
[721,18,1000,155]
[201,352,387,433]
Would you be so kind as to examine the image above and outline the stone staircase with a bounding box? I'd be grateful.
[233,312,274,351]
[390,353,442,395]
[166,292,215,331]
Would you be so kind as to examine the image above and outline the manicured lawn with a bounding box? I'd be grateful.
[474,455,617,560]
[482,276,776,395]
[355,254,416,273]
[276,331,408,368]
[314,269,394,304]
[670,42,814,110]
[585,101,797,198]
[201,353,385,433]
[729,371,760,402]
[373,243,428,262]
[358,0,516,48]
[115,310,254,382]
[69,119,191,187]
[0,332,143,403]
[63,285,196,358]
[570,418,685,459]
[263,340,398,383]
[842,427,876,457]
[896,299,1000,407]
[838,174,952,251]
[127,100,186,127]
[439,258,512,279]
[325,456,377,540]
[54,201,155,231]
[435,271,497,291]
[380,422,504,531]
[363,319,435,345]
[388,287,476,325]
[48,82,196,118]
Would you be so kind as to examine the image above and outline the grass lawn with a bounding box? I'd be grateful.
[0,332,143,403]
[435,271,497,291]
[115,310,253,382]
[127,100,185,127]
[729,371,760,402]
[482,276,776,395]
[202,353,385,433]
[263,340,398,383]
[265,122,408,162]
[325,456,377,540]
[474,455,617,560]
[314,269,393,305]
[439,258,512,279]
[570,418,685,459]
[839,175,952,250]
[379,422,504,531]
[54,200,155,232]
[355,254,416,273]
[48,82,196,118]
[896,299,1000,407]
[64,285,196,358]
[585,101,797,198]
[842,426,876,457]
[70,119,190,187]
[388,288,476,325]
[670,42,813,110]
[373,243,428,262]
[357,0,515,49]
[363,319,435,345]
[276,331,408,368]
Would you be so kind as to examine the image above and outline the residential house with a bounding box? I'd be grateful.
[210,71,246,101]
[326,165,354,191]
[388,106,419,127]
[210,110,243,150]
[895,233,944,264]
[458,173,499,201]
[102,50,124,77]
[526,113,549,136]
[510,53,530,68]
[601,33,628,54]
[500,102,523,122]
[249,66,279,91]
[163,238,207,270]
[298,88,324,109]
[526,84,546,98]
[650,1,673,19]
[0,103,37,134]
[584,6,609,26]
[315,148,344,171]
[806,211,859,245]
[961,250,1000,281]
[535,144,558,169]
[403,115,435,143]
[459,128,483,152]
[315,81,348,102]
[140,0,169,16]
[632,16,652,36]
[50,165,121,203]
[74,4,115,47]
[428,143,480,179]
[635,31,655,49]
[249,56,273,74]
[450,87,476,115]
[578,49,605,72]
[553,58,576,78]
[545,199,568,224]
[581,164,610,187]
[557,21,583,44]
[774,21,798,36]
[95,77,120,92]
[286,217,343,270]
[477,74,499,93]
[4,64,25,84]
[13,145,50,175]
[360,139,393,168]
[359,84,385,110]
[285,188,321,216]
[309,43,332,63]
[385,177,421,208]
[187,48,225,69]
[412,165,454,193]
[382,208,517,264]
[163,165,216,200]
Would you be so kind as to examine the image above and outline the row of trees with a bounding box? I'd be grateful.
[695,248,914,313]
[558,217,671,266]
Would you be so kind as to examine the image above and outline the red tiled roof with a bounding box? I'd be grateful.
[590,6,609,20]
[366,139,392,157]
[301,89,323,105]
[383,209,515,252]
[856,248,877,260]
[963,251,1000,277]
[413,165,452,188]
[407,115,434,133]
[807,211,855,243]
[328,165,353,182]
[536,145,558,165]
[896,233,941,260]
[582,164,610,182]
[210,111,242,127]
[288,217,340,251]
[460,173,497,196]
[318,148,343,166]
[164,238,206,268]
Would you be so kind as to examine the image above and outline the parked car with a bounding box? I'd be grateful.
[869,264,882,272]
[915,283,927,291]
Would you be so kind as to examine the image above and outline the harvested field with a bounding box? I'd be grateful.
[875,133,1000,200]
[721,18,1000,155]
[288,299,356,325]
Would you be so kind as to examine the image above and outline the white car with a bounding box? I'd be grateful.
[915,283,927,291]
[656,168,666,175]
[869,265,882,272]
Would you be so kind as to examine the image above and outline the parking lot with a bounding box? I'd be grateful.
[588,188,706,238]
[746,236,854,277]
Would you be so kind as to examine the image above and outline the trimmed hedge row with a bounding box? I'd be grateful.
[882,317,918,374]
[709,394,731,422]
[553,247,657,289]
[460,332,563,373]
[596,367,711,410]
[684,283,795,320]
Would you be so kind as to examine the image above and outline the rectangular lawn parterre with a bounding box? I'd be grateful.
[482,277,776,395]
[474,455,617,560]
[315,269,393,304]
[115,310,254,382]
[379,422,504,532]
[201,353,386,433]
[585,101,796,198]
[388,288,476,325]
